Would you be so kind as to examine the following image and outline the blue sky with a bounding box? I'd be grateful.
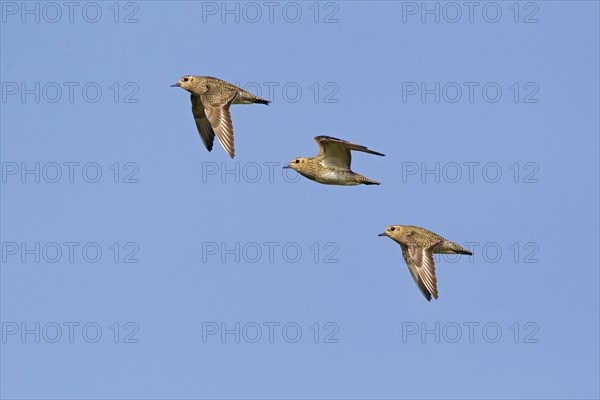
[1,1,599,399]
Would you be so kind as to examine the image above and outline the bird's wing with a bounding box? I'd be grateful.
[201,90,238,159]
[314,136,384,170]
[191,94,216,152]
[400,241,442,301]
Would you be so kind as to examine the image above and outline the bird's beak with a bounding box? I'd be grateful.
[283,164,291,169]
[378,232,387,237]
[170,82,180,87]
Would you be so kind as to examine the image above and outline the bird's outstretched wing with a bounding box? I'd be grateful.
[201,90,238,159]
[314,136,384,170]
[191,94,216,152]
[400,241,442,301]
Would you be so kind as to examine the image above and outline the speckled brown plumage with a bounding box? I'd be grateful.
[379,225,472,301]
[285,136,384,186]
[171,75,269,158]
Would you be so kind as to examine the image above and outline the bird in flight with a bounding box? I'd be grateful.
[378,225,473,301]
[284,136,385,185]
[171,75,270,158]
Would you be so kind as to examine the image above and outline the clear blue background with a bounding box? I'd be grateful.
[1,1,599,399]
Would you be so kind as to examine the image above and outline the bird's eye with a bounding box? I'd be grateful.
[390,227,395,231]
[183,77,189,82]
[295,159,300,164]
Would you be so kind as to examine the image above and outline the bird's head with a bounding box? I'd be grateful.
[378,225,404,241]
[284,157,309,173]
[171,75,196,91]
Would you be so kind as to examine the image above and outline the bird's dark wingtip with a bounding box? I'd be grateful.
[316,135,342,141]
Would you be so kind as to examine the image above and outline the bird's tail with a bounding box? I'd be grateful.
[357,174,380,185]
[236,92,270,105]
[447,242,473,255]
